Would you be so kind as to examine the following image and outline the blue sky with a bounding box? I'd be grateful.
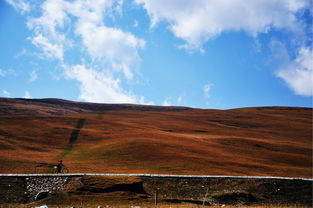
[0,0,312,109]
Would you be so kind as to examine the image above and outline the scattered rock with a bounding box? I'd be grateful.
[25,177,68,200]
[33,205,48,208]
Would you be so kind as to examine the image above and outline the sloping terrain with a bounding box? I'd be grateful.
[0,98,190,116]
[0,98,311,178]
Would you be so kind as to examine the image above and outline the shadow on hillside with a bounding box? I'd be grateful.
[61,118,86,157]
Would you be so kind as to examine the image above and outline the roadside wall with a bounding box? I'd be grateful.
[0,174,312,205]
[0,176,72,203]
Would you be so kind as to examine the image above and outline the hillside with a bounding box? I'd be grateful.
[0,98,190,116]
[0,98,311,178]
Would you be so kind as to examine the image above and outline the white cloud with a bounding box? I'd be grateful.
[138,96,154,105]
[67,0,145,80]
[5,0,30,14]
[204,83,213,100]
[19,0,148,104]
[29,34,65,61]
[26,0,68,61]
[26,0,145,77]
[14,49,28,58]
[177,96,183,104]
[65,65,137,103]
[75,21,145,80]
[162,99,171,106]
[0,68,15,77]
[68,0,121,25]
[29,70,38,82]
[176,94,187,106]
[135,0,309,51]
[23,91,32,98]
[1,90,10,97]
[276,47,313,96]
[162,95,186,106]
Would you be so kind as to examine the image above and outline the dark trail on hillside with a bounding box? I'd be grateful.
[62,118,86,157]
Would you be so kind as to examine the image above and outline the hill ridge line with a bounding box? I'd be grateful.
[1,173,312,181]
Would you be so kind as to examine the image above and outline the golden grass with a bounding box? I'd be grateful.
[0,106,311,177]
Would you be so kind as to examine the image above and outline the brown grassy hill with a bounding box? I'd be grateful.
[0,98,311,178]
[0,98,190,115]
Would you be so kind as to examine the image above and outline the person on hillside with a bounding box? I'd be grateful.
[56,160,64,173]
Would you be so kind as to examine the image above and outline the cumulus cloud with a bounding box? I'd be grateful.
[29,70,38,82]
[67,0,145,79]
[162,95,186,106]
[65,64,154,105]
[30,34,65,61]
[162,99,171,106]
[26,0,144,74]
[1,90,10,97]
[65,65,137,103]
[5,0,30,14]
[138,96,154,105]
[75,21,145,80]
[20,0,148,104]
[277,47,313,96]
[27,0,68,61]
[177,96,183,104]
[135,0,309,51]
[136,0,312,98]
[204,83,213,100]
[23,91,32,98]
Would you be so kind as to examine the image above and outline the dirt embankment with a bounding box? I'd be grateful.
[0,175,312,207]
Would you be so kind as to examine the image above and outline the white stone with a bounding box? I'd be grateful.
[33,205,48,208]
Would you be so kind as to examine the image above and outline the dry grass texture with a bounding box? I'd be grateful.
[0,98,311,178]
